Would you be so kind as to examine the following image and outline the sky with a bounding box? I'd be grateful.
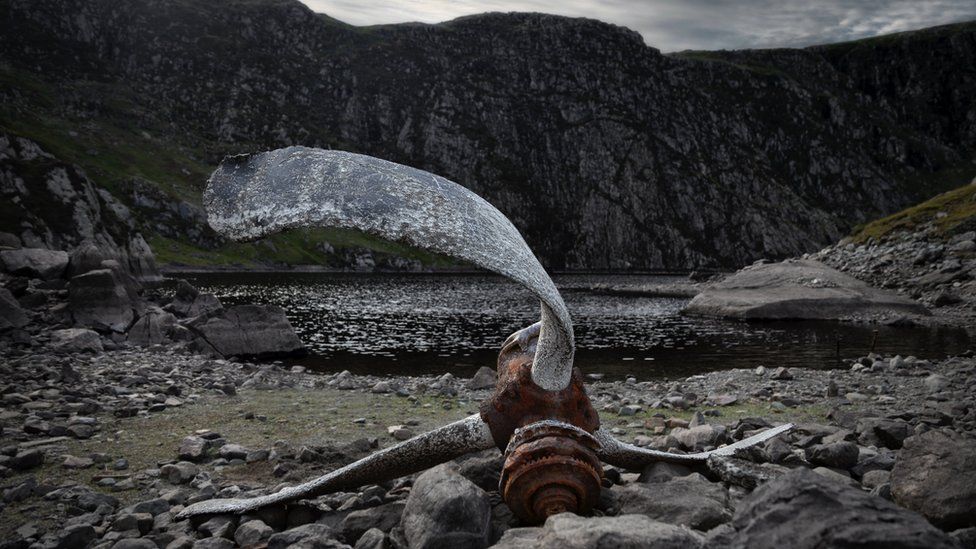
[298,0,976,52]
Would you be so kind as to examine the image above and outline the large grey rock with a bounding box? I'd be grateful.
[614,473,731,531]
[268,524,346,549]
[50,328,103,353]
[127,307,182,346]
[891,429,976,529]
[684,260,930,320]
[190,304,304,358]
[466,366,497,390]
[0,247,68,280]
[712,468,957,548]
[340,501,405,542]
[400,463,491,549]
[493,514,703,549]
[168,280,223,318]
[0,287,28,330]
[234,519,274,547]
[69,268,135,332]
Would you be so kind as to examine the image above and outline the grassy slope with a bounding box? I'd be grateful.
[850,180,976,243]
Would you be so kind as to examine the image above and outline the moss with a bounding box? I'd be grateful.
[851,181,976,243]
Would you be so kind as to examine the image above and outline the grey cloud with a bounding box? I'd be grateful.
[300,0,976,51]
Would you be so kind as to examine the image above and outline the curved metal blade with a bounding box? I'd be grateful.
[176,414,494,518]
[205,147,574,391]
[594,423,793,470]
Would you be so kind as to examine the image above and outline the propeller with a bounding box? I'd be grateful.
[178,147,792,522]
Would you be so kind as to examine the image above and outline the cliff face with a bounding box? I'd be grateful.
[0,0,973,270]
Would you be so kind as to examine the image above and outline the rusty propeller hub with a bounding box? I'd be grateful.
[479,333,603,524]
[500,420,603,524]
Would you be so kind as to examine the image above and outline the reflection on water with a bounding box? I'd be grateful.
[178,272,972,380]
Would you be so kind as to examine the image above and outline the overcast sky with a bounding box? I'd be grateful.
[298,0,976,51]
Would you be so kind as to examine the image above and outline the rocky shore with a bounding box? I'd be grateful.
[1,327,974,548]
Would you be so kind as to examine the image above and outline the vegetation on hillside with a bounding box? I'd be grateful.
[851,180,976,243]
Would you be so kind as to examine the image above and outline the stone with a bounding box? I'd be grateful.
[683,259,930,319]
[615,473,731,530]
[400,463,491,549]
[716,468,956,548]
[55,524,97,548]
[706,456,789,489]
[192,539,235,549]
[493,514,703,549]
[0,248,68,280]
[125,497,170,516]
[354,528,388,549]
[197,515,237,539]
[924,374,950,393]
[111,540,158,549]
[371,381,392,393]
[267,524,339,549]
[0,287,29,330]
[234,519,274,547]
[69,268,135,332]
[457,452,503,492]
[50,328,104,353]
[805,441,859,469]
[891,429,976,529]
[671,424,726,451]
[340,501,405,542]
[190,304,304,358]
[466,366,497,390]
[638,461,693,484]
[856,417,911,449]
[168,280,223,318]
[770,367,793,380]
[161,461,199,484]
[218,444,248,460]
[113,512,154,534]
[10,449,44,470]
[62,454,94,469]
[127,307,180,346]
[179,436,211,462]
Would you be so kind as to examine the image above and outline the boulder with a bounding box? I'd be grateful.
[168,279,223,318]
[340,501,405,542]
[127,307,182,346]
[615,473,731,530]
[400,463,491,549]
[0,287,29,330]
[891,429,976,529]
[190,304,304,358]
[683,259,930,320]
[712,468,957,548]
[234,519,274,547]
[50,328,103,353]
[69,268,135,332]
[805,441,859,470]
[467,366,497,390]
[493,514,703,549]
[0,248,68,280]
[268,524,341,549]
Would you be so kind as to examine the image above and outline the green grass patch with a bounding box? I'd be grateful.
[851,181,976,243]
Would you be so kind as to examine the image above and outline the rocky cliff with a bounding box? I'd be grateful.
[0,0,973,270]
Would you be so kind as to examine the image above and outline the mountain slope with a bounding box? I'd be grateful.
[0,0,973,270]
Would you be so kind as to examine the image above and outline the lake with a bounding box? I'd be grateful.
[178,272,972,380]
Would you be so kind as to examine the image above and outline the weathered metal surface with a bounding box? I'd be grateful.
[594,422,795,470]
[479,335,599,450]
[500,420,603,524]
[205,147,574,391]
[176,148,796,523]
[176,414,494,518]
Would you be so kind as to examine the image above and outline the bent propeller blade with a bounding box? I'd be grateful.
[177,414,495,519]
[205,147,574,391]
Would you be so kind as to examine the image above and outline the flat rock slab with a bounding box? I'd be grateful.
[683,259,929,320]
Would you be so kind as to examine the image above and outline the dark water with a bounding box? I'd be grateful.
[178,272,972,380]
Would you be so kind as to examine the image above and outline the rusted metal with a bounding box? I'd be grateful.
[479,330,603,524]
[501,421,603,524]
[176,148,795,524]
[479,335,600,451]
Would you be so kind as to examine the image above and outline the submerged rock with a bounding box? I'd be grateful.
[683,260,930,320]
